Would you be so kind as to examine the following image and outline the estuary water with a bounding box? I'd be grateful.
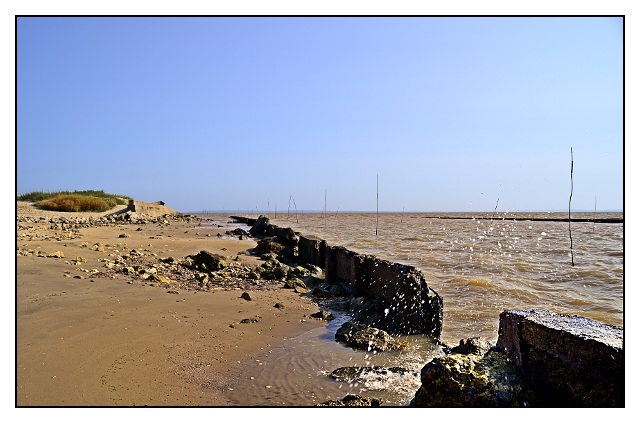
[201,211,623,405]
[268,212,623,343]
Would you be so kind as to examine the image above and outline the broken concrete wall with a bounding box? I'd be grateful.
[126,200,178,216]
[232,215,443,338]
[325,246,368,296]
[364,256,442,337]
[298,235,326,268]
[497,309,624,406]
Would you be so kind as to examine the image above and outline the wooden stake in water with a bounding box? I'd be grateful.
[324,189,327,229]
[593,196,597,233]
[491,197,500,221]
[569,148,575,267]
[376,174,379,236]
[292,198,299,224]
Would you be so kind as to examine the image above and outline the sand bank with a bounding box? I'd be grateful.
[16,203,326,406]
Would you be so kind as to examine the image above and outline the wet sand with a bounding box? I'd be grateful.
[16,203,326,406]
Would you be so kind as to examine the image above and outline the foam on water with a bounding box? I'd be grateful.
[225,312,443,406]
[198,212,622,404]
[263,212,623,344]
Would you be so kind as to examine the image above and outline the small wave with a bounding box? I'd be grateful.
[465,278,493,287]
[567,298,591,307]
[401,236,421,242]
[514,262,533,272]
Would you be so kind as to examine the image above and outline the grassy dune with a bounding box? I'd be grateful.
[17,190,132,213]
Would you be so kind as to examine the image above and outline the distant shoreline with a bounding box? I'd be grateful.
[191,210,623,215]
[193,210,623,224]
[420,215,623,224]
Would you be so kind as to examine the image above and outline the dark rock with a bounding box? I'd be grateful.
[294,285,310,294]
[260,252,279,261]
[312,286,331,298]
[287,266,310,279]
[310,310,334,320]
[255,238,285,256]
[317,394,382,407]
[274,302,286,309]
[275,227,299,245]
[335,322,406,352]
[257,261,288,280]
[249,215,270,236]
[335,321,366,342]
[303,264,324,279]
[240,317,260,324]
[283,278,306,290]
[231,228,249,236]
[187,250,227,271]
[450,337,492,355]
[330,366,414,383]
[329,283,349,296]
[410,349,528,407]
[306,275,324,286]
[240,292,252,301]
[278,245,297,260]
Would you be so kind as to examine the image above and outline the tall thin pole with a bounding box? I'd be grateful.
[293,198,298,224]
[593,196,597,233]
[376,174,379,236]
[491,197,500,222]
[569,148,575,267]
[324,189,327,228]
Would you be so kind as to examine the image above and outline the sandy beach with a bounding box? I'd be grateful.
[15,202,327,406]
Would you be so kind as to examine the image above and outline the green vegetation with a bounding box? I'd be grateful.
[17,190,132,213]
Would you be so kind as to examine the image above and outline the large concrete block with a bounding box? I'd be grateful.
[248,215,270,236]
[298,235,326,267]
[365,256,439,335]
[326,246,368,295]
[496,309,541,368]
[497,309,624,406]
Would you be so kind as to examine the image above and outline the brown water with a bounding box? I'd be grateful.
[202,211,623,405]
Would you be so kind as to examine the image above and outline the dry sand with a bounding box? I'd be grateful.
[15,202,327,406]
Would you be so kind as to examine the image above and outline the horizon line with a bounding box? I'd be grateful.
[186,209,624,214]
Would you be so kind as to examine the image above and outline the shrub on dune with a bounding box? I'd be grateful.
[36,195,112,212]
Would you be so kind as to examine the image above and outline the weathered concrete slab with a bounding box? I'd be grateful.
[325,246,368,296]
[236,215,444,338]
[365,256,442,336]
[126,200,178,216]
[298,235,326,268]
[497,309,624,406]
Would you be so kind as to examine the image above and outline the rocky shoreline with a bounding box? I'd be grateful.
[231,214,625,407]
[16,203,624,406]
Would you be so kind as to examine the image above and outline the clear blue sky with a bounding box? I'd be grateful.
[17,16,623,213]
